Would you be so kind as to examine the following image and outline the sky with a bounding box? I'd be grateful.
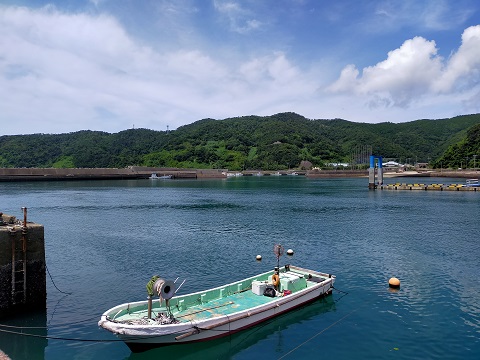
[1,0,480,135]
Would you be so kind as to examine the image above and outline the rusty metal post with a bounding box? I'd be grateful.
[11,230,15,302]
[21,207,28,303]
[22,207,27,227]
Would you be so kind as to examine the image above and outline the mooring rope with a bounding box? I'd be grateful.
[276,286,377,359]
[332,285,349,302]
[277,306,360,360]
[0,325,194,343]
[45,263,72,295]
[0,315,100,330]
[0,327,124,342]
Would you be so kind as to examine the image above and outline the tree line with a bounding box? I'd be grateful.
[0,112,479,170]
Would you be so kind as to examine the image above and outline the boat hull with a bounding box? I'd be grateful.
[99,266,335,352]
[128,288,332,352]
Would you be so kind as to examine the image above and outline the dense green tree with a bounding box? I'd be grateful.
[0,113,479,170]
[433,123,480,169]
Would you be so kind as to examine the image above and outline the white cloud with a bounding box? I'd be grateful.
[0,6,163,132]
[0,3,478,135]
[328,26,480,109]
[0,5,317,134]
[213,0,262,34]
[373,0,473,32]
[433,25,480,92]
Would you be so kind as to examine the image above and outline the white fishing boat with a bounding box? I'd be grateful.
[222,172,243,177]
[98,246,335,352]
[149,173,172,179]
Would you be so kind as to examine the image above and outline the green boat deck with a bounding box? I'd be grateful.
[169,289,278,322]
[111,269,327,325]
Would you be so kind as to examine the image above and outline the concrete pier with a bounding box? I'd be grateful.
[0,210,46,319]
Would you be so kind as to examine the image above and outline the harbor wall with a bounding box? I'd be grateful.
[0,167,226,181]
[0,212,46,319]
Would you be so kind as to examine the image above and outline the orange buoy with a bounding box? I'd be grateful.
[389,277,400,288]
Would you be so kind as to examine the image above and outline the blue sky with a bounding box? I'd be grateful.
[1,0,480,135]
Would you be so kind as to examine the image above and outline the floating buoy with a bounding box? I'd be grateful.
[389,277,400,288]
[256,255,262,261]
[287,249,294,256]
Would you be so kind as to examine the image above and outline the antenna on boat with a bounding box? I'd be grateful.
[273,244,284,271]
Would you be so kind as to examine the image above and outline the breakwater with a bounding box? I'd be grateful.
[0,167,478,181]
[0,167,225,181]
[380,182,478,191]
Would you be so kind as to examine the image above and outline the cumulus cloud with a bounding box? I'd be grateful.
[1,3,479,135]
[0,5,315,134]
[328,25,480,109]
[433,25,480,92]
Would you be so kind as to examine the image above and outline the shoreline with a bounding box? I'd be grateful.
[0,167,478,182]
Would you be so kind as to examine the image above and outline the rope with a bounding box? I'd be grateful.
[332,285,349,302]
[277,286,373,359]
[0,325,195,343]
[278,306,360,360]
[332,286,348,295]
[46,264,72,295]
[0,315,99,330]
[0,327,125,342]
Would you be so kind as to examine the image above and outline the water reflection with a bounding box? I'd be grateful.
[0,310,47,360]
[126,296,336,360]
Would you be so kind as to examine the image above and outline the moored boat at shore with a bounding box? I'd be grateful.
[98,263,335,352]
[149,173,172,179]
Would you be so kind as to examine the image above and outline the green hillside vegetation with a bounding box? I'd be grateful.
[0,112,479,170]
[433,122,480,169]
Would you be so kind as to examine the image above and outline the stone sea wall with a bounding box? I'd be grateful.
[0,212,46,319]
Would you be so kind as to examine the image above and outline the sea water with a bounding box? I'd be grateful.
[0,176,478,359]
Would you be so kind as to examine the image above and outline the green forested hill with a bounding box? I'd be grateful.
[0,112,479,170]
[433,122,480,169]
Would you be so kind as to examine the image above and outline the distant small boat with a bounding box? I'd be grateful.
[98,262,335,352]
[465,179,479,187]
[271,171,282,176]
[223,172,243,177]
[149,174,172,179]
[287,172,299,176]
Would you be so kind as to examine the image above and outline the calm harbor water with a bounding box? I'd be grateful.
[0,176,479,359]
